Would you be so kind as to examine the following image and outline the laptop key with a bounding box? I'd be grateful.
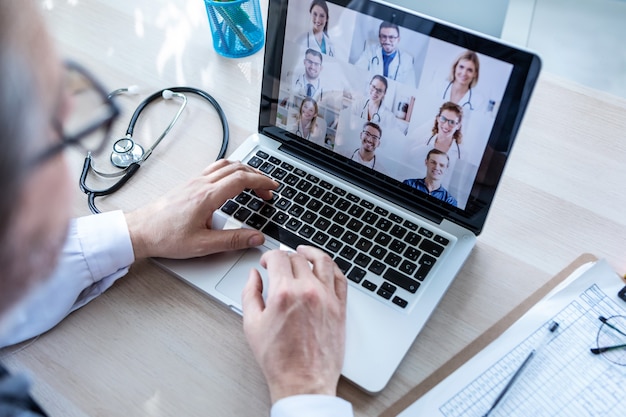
[272,168,288,180]
[341,231,358,245]
[247,156,263,168]
[376,286,393,300]
[233,207,252,222]
[313,217,331,231]
[370,245,387,260]
[392,296,408,309]
[325,238,342,253]
[235,192,251,204]
[334,257,351,274]
[362,280,377,292]
[434,235,450,246]
[389,239,407,254]
[285,218,302,231]
[272,211,288,225]
[376,218,392,231]
[383,269,421,293]
[301,210,317,224]
[390,225,407,239]
[221,200,239,215]
[246,214,267,230]
[259,161,275,175]
[399,259,417,275]
[360,225,376,238]
[299,224,315,239]
[381,282,397,294]
[255,150,269,159]
[384,253,402,268]
[374,232,392,246]
[418,227,434,238]
[405,231,421,246]
[312,231,329,246]
[346,218,363,233]
[356,237,372,252]
[347,266,366,283]
[310,185,325,198]
[368,260,386,275]
[354,253,371,268]
[419,239,444,257]
[374,206,389,216]
[247,198,264,212]
[339,246,357,260]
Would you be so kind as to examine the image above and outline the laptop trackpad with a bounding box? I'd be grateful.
[215,246,269,311]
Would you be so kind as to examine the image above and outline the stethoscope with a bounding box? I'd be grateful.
[426,134,461,159]
[80,86,229,214]
[360,99,382,124]
[351,148,376,169]
[442,81,474,111]
[306,31,334,56]
[295,119,311,140]
[295,75,322,101]
[369,50,401,81]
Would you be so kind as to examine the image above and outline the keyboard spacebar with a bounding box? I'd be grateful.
[262,221,323,252]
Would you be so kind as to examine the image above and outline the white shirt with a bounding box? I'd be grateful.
[0,211,353,416]
[0,210,134,348]
[355,44,416,87]
[291,73,326,104]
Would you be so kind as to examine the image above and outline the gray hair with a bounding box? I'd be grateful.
[0,0,52,311]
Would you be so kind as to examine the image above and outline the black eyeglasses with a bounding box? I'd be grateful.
[30,60,120,166]
[590,315,626,366]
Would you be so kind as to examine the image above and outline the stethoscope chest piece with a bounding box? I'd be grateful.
[111,137,145,168]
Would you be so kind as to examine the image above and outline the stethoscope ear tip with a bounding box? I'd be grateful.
[126,85,140,95]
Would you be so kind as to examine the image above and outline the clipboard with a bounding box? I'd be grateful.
[382,253,607,417]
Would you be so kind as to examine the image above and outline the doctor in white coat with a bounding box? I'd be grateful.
[356,21,416,87]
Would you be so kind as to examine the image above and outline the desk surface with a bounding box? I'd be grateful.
[2,1,626,416]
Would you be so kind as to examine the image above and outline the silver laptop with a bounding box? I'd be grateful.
[156,0,540,393]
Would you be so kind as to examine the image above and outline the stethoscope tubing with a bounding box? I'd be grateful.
[370,50,400,81]
[80,86,229,214]
[442,82,474,111]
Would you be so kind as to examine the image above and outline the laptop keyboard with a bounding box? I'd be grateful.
[220,150,451,310]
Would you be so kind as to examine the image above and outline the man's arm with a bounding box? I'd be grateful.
[0,160,277,347]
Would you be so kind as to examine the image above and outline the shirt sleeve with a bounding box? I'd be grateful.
[0,211,134,348]
[271,395,354,417]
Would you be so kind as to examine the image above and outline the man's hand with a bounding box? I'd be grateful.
[242,245,348,403]
[124,159,277,260]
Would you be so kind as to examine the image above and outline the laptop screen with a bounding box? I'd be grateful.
[259,0,540,234]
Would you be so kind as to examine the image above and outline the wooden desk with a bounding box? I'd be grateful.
[2,1,626,416]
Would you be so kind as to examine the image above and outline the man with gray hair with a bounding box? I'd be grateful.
[0,1,352,416]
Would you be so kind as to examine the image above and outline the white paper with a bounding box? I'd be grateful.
[399,260,626,417]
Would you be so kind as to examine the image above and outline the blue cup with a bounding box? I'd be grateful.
[204,0,265,58]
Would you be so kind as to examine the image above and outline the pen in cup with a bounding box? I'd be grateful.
[482,321,559,417]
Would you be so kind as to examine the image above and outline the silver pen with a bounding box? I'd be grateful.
[482,321,559,417]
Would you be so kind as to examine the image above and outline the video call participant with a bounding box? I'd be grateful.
[356,21,416,87]
[288,97,328,147]
[403,149,458,207]
[296,0,335,56]
[347,121,387,173]
[291,48,327,103]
